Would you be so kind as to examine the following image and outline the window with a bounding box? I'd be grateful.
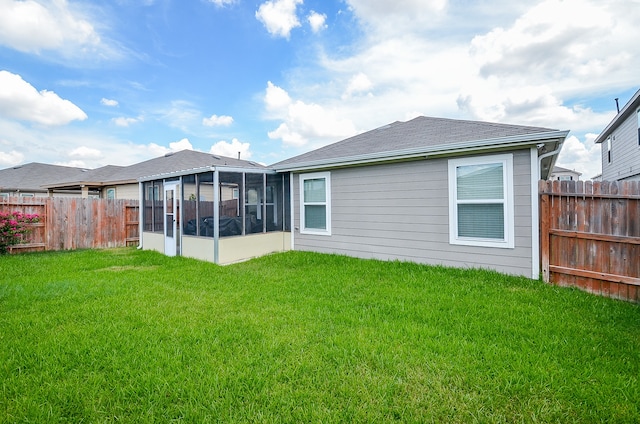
[448,154,514,248]
[637,109,639,146]
[300,172,331,235]
[106,188,116,199]
[607,136,612,163]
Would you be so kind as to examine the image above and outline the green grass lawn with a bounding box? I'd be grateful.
[1,248,638,423]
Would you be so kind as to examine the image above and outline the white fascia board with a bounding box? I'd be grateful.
[274,130,569,173]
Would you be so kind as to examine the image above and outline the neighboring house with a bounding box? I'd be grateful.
[0,163,92,198]
[44,149,257,200]
[594,88,640,181]
[272,116,568,279]
[549,166,581,181]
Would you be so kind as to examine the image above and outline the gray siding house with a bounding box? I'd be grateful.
[595,88,640,181]
[273,116,568,279]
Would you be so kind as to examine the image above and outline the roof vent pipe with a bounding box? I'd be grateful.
[615,98,620,113]
[238,152,241,160]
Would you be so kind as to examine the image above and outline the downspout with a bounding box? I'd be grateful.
[531,138,565,279]
[289,172,295,251]
[537,139,565,180]
[137,182,143,250]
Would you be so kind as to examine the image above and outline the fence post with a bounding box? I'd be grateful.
[539,180,551,283]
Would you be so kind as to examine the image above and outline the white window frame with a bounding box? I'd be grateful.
[299,171,331,236]
[637,109,640,146]
[106,187,116,199]
[448,154,514,249]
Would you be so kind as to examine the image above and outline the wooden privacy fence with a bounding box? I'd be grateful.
[0,197,139,253]
[540,180,640,303]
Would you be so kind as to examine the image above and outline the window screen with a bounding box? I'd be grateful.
[448,155,513,248]
[456,162,504,239]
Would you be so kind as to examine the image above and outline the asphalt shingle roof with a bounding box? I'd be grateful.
[45,150,266,188]
[271,116,559,169]
[0,163,88,192]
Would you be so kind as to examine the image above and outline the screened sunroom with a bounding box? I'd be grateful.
[139,166,291,264]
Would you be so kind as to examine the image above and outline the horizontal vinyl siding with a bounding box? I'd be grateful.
[293,150,534,277]
[602,114,640,181]
[115,183,140,200]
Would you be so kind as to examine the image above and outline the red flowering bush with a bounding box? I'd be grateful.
[0,211,40,254]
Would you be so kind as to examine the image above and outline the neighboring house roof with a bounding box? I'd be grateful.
[0,162,88,193]
[44,149,265,190]
[552,166,582,176]
[594,88,640,144]
[272,116,569,178]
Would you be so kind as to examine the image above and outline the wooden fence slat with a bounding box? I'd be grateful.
[0,197,139,252]
[542,180,640,303]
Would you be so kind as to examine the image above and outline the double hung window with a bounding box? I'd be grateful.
[300,172,331,235]
[448,154,514,248]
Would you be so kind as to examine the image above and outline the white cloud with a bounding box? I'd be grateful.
[342,72,373,99]
[264,81,292,115]
[203,114,234,127]
[0,115,157,169]
[0,70,87,126]
[207,0,236,6]
[210,138,252,160]
[345,0,447,35]
[170,138,193,151]
[70,146,102,159]
[256,0,302,38]
[262,0,640,178]
[471,0,609,82]
[308,11,327,33]
[0,0,107,59]
[555,134,602,180]
[141,138,194,159]
[264,82,358,147]
[101,98,118,107]
[469,0,640,94]
[0,149,24,166]
[113,116,143,127]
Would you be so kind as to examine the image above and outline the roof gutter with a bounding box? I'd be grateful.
[274,130,569,172]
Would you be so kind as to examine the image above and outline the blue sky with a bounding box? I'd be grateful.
[0,0,638,179]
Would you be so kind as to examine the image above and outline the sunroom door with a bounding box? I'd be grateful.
[164,182,179,256]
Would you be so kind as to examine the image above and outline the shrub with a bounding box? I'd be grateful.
[0,211,40,254]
